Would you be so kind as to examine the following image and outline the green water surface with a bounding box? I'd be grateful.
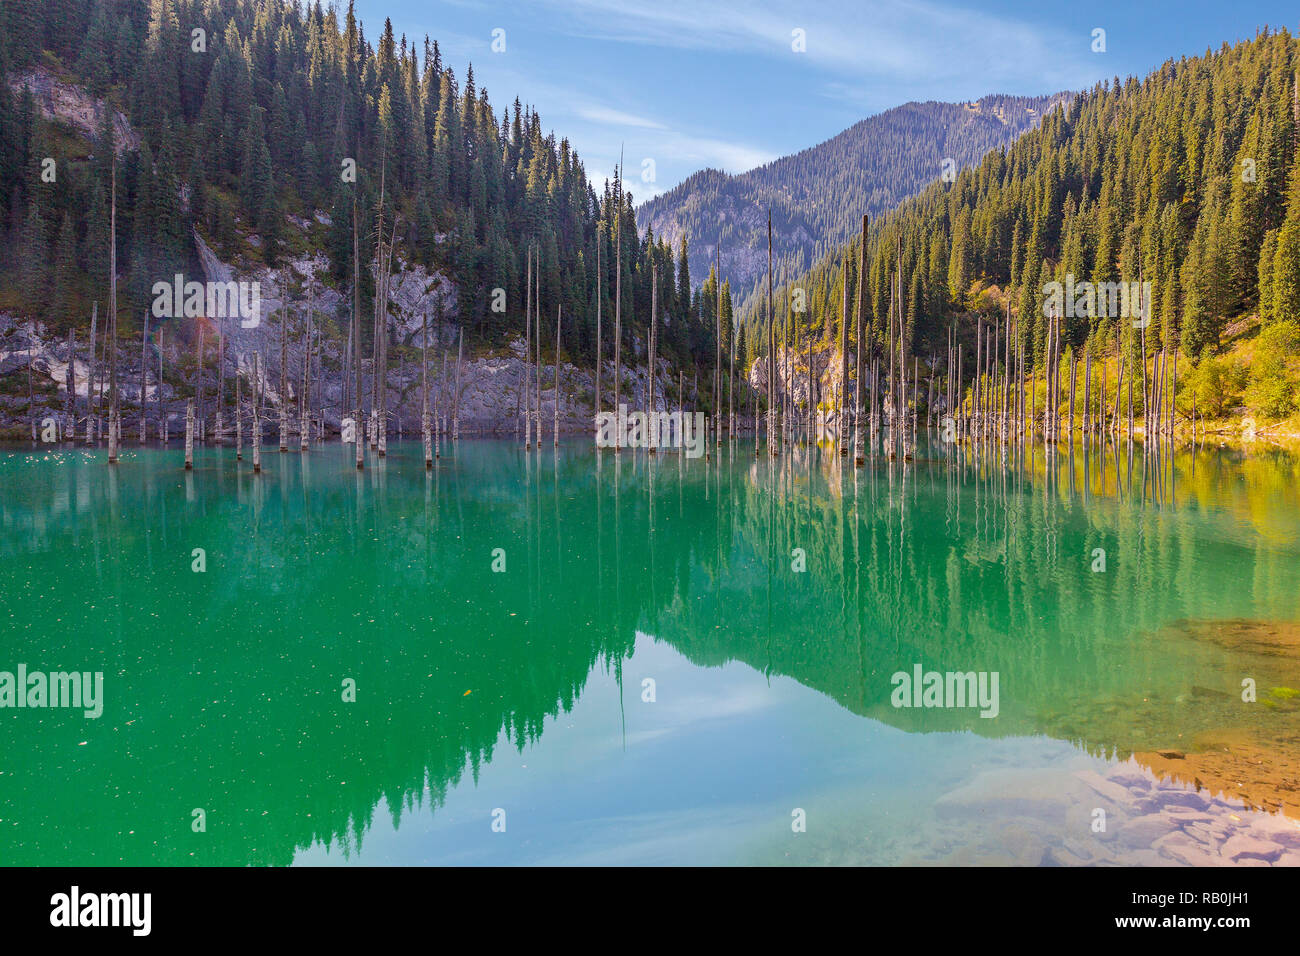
[1,437,1298,865]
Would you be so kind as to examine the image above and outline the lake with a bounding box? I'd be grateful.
[2,436,1298,865]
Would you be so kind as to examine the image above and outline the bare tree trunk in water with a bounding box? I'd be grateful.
[853,215,868,466]
[301,283,312,452]
[767,211,777,456]
[253,352,263,473]
[236,373,242,460]
[184,398,194,470]
[139,312,148,443]
[649,266,658,455]
[613,151,623,451]
[536,257,543,446]
[839,257,849,454]
[524,247,532,449]
[453,328,463,442]
[353,199,364,470]
[278,308,288,452]
[107,165,119,464]
[157,326,166,442]
[595,237,602,432]
[86,303,97,443]
[554,305,561,446]
[422,310,432,468]
[215,317,224,443]
[62,327,76,440]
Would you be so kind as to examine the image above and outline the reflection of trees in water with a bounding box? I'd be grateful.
[0,445,716,864]
[650,439,1300,746]
[0,439,1297,864]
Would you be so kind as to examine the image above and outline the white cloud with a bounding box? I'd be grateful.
[575,105,668,129]
[587,132,777,202]
[372,0,1101,197]
[528,0,1098,92]
[656,135,777,173]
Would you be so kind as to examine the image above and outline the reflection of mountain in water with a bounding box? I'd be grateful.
[1,438,1297,863]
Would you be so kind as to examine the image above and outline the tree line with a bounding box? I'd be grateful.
[0,0,737,400]
[743,29,1300,419]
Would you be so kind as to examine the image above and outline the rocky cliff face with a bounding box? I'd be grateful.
[0,62,679,440]
[0,305,678,441]
[185,225,603,436]
[8,67,138,155]
[1,210,681,439]
[748,342,858,414]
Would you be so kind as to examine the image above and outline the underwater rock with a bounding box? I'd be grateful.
[1247,814,1300,849]
[1117,814,1174,849]
[1220,834,1284,863]
[933,769,1075,826]
[1073,769,1136,808]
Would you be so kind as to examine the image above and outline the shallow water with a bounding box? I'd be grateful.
[1,436,1298,865]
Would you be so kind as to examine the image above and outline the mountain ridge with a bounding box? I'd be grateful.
[639,92,1071,306]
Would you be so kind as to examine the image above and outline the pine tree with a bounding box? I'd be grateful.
[676,235,692,324]
[241,106,273,221]
[1271,219,1300,325]
[53,212,78,320]
[18,200,50,311]
[1258,229,1279,325]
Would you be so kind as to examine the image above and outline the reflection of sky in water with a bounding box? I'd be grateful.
[295,632,1093,866]
[5,439,1298,866]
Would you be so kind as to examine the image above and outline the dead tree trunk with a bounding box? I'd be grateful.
[184,399,194,470]
[301,283,312,452]
[139,312,149,443]
[422,310,432,468]
[767,212,777,455]
[107,164,119,464]
[353,199,364,470]
[236,373,243,460]
[252,352,263,473]
[554,304,561,446]
[453,327,463,442]
[839,257,849,454]
[613,156,623,451]
[86,303,97,443]
[279,309,288,452]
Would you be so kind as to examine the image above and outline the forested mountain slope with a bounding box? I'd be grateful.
[741,30,1300,420]
[640,94,1067,309]
[0,0,734,378]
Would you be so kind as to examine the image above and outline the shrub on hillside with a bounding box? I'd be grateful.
[1246,320,1300,418]
[1185,353,1246,419]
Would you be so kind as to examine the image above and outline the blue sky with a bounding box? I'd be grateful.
[356,1,1300,201]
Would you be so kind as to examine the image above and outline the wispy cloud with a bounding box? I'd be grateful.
[527,0,1098,92]
[588,133,778,201]
[369,0,1107,196]
[575,105,667,129]
[645,134,777,175]
[469,64,777,194]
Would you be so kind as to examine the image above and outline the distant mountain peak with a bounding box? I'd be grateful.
[639,92,1069,308]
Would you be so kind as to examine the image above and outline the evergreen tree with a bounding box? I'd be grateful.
[52,212,78,317]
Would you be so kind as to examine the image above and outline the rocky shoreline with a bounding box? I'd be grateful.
[0,311,684,442]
